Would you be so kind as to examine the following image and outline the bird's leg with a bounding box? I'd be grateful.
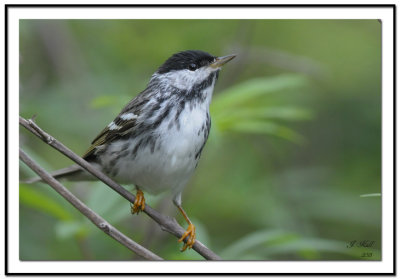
[131,188,145,214]
[177,205,196,251]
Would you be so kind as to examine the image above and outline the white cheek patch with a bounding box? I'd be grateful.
[119,112,138,120]
[159,67,217,90]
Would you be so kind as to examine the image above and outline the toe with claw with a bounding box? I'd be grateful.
[131,189,145,214]
[178,223,196,251]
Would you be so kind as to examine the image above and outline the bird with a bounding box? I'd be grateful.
[27,50,236,251]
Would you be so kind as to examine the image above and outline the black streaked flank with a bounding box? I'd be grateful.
[174,100,186,130]
[195,113,211,160]
[121,142,129,151]
[109,149,129,168]
[151,103,173,130]
[143,134,158,154]
[150,140,156,154]
[131,138,144,158]
[110,167,118,178]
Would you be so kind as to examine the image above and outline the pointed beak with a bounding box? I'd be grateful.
[210,54,237,68]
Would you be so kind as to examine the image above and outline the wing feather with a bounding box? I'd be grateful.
[82,88,153,160]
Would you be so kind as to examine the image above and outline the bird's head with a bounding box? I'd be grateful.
[152,50,236,91]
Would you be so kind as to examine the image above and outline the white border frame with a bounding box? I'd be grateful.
[6,5,394,274]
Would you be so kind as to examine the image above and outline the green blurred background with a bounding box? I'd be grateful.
[19,19,381,260]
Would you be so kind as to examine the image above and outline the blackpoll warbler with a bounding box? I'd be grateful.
[30,50,236,251]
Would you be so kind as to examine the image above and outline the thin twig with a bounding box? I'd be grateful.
[19,116,222,260]
[19,148,163,261]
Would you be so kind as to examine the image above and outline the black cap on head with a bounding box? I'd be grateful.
[157,50,216,74]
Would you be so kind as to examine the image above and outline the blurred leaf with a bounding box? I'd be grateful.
[298,248,320,260]
[55,220,89,239]
[216,107,313,122]
[210,75,310,143]
[20,184,73,221]
[86,182,122,216]
[220,230,297,259]
[360,193,381,198]
[211,74,308,112]
[262,238,346,258]
[228,121,305,143]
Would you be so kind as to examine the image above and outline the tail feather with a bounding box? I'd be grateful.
[23,165,84,184]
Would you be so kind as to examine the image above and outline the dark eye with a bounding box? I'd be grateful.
[188,63,197,71]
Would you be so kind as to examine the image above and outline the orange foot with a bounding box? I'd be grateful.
[131,189,145,214]
[178,223,196,252]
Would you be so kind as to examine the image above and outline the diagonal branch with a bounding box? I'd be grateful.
[19,116,221,260]
[19,148,163,261]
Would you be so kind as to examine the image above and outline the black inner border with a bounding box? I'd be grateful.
[5,4,396,276]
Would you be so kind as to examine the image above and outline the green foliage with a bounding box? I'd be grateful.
[19,19,381,261]
[20,184,73,221]
[211,75,311,143]
[360,193,381,198]
[221,230,354,260]
[55,220,89,239]
[212,75,308,111]
[221,230,381,260]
